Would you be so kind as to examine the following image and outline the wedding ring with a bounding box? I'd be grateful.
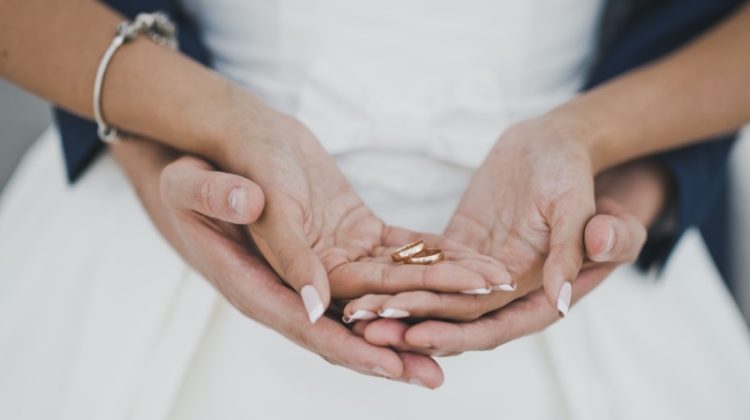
[391,240,426,262]
[404,249,444,265]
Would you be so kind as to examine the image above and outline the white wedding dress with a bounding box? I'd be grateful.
[1,1,750,419]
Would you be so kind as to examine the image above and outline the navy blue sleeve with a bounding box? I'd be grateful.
[636,137,735,268]
[55,0,210,182]
[585,0,741,268]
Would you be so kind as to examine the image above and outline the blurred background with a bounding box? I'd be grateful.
[0,80,51,191]
[1,78,748,324]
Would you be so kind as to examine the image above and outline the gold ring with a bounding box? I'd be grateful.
[391,240,426,262]
[404,249,444,265]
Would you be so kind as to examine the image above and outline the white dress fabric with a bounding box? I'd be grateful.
[1,1,750,419]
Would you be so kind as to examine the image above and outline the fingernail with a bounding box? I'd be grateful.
[408,378,429,389]
[228,188,247,216]
[301,285,325,323]
[373,366,395,378]
[378,308,410,318]
[342,309,377,324]
[601,223,615,258]
[461,287,491,295]
[557,281,572,318]
[492,281,517,292]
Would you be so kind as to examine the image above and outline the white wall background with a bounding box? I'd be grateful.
[0,80,51,191]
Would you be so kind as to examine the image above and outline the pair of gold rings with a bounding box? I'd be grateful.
[390,240,444,265]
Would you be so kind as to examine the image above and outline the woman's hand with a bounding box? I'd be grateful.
[445,117,598,314]
[340,117,597,321]
[112,140,446,388]
[346,159,666,356]
[218,110,511,322]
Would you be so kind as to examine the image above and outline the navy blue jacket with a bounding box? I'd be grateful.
[54,0,742,269]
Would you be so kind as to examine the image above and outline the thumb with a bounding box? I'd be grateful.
[160,156,265,224]
[542,195,595,318]
[585,200,647,263]
[251,195,330,324]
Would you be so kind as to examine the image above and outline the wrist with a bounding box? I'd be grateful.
[197,82,278,169]
[110,138,173,186]
[541,105,613,174]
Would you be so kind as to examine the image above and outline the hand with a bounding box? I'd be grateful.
[446,117,597,314]
[111,140,446,388]
[349,160,666,356]
[217,110,510,322]
[342,117,597,321]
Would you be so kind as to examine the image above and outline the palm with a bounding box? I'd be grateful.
[240,113,509,301]
[446,122,595,301]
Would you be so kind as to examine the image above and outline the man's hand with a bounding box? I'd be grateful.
[111,139,446,388]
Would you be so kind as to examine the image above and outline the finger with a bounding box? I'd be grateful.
[396,352,444,389]
[375,291,509,322]
[351,319,444,388]
[329,260,489,298]
[303,317,405,379]
[350,319,373,337]
[363,318,413,348]
[366,251,513,294]
[543,195,595,318]
[251,193,330,324]
[585,203,647,264]
[377,227,514,292]
[344,272,529,323]
[161,156,265,224]
[404,263,610,353]
[454,256,515,292]
[343,295,389,323]
[363,319,446,356]
[362,319,460,357]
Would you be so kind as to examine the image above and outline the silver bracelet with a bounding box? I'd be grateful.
[93,12,178,144]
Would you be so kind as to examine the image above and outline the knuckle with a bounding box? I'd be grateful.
[487,335,506,350]
[467,297,485,321]
[287,325,313,350]
[380,264,395,291]
[194,177,215,215]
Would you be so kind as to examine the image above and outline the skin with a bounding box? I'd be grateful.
[115,135,659,385]
[111,138,446,388]
[350,160,667,357]
[1,0,748,308]
[0,0,510,321]
[346,1,750,316]
[1,0,748,384]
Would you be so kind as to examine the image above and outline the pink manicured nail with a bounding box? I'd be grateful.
[557,281,572,317]
[342,309,377,324]
[378,308,410,318]
[301,285,324,323]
